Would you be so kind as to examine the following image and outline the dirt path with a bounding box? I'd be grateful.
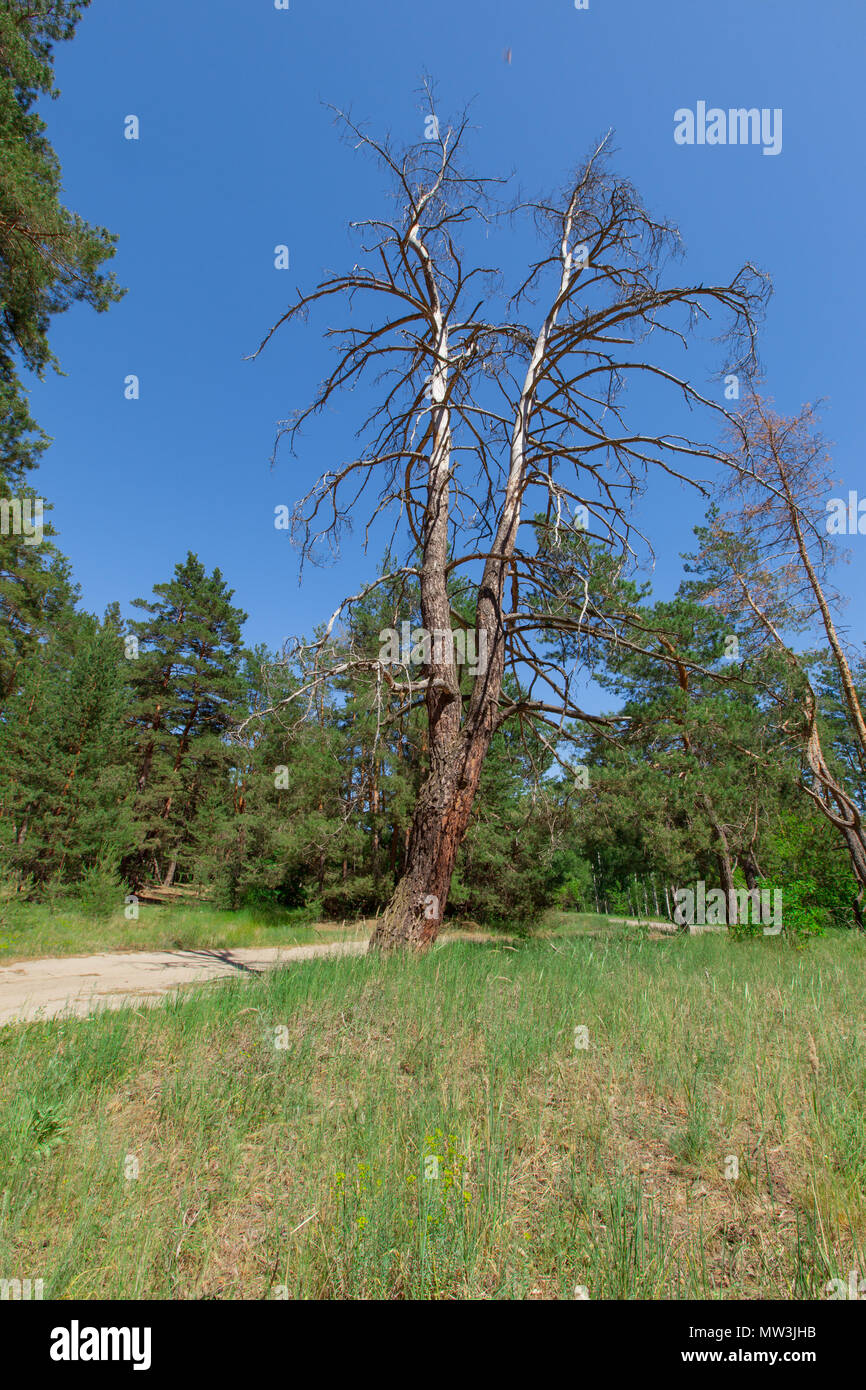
[0,919,683,1029]
[0,942,368,1028]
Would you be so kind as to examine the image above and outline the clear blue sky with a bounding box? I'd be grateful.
[27,0,866,666]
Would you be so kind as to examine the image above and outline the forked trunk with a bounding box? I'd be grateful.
[369,162,578,951]
[368,721,493,951]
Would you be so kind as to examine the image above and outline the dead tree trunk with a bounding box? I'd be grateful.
[369,715,495,949]
[246,106,765,955]
[371,170,581,951]
[716,393,866,926]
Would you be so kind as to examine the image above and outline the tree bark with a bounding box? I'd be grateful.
[370,184,583,951]
[703,793,736,923]
[739,850,761,891]
[801,694,866,924]
[369,716,494,950]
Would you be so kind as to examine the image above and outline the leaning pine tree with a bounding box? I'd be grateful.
[691,389,866,922]
[250,91,767,951]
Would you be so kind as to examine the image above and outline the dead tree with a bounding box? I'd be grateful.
[702,390,866,922]
[248,92,766,950]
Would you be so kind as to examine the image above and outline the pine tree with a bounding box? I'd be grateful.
[126,554,248,887]
[0,0,124,489]
[0,604,136,889]
[0,496,76,706]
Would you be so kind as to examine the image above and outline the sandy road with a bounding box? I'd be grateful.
[0,941,368,1028]
[0,920,682,1029]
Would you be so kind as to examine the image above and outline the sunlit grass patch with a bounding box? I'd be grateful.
[1,929,864,1298]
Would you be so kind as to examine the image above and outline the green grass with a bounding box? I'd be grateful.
[0,898,610,962]
[0,899,366,961]
[2,922,865,1298]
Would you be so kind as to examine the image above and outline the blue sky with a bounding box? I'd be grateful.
[27,0,866,667]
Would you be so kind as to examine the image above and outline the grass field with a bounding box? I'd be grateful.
[0,899,369,961]
[2,918,865,1299]
[0,897,637,963]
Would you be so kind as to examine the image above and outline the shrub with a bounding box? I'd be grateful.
[728,877,826,939]
[74,854,126,920]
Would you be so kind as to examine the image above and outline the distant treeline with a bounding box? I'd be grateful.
[0,533,861,935]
